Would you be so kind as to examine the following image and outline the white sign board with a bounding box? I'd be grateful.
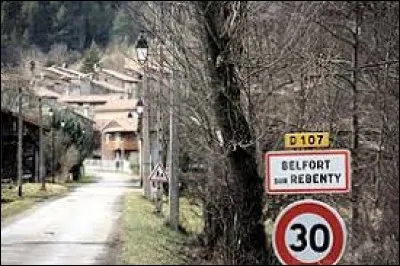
[265,149,351,194]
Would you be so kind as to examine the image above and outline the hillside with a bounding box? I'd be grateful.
[1,1,141,67]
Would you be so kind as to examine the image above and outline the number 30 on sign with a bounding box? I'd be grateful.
[272,200,346,265]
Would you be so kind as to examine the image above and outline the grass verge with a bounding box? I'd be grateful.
[63,174,96,190]
[117,192,203,265]
[162,196,203,235]
[1,183,69,219]
[76,174,95,183]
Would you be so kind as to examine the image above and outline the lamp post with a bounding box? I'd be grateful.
[136,31,148,65]
[48,108,55,183]
[128,98,143,187]
[128,98,144,185]
[17,87,23,197]
[135,31,150,197]
[39,98,45,190]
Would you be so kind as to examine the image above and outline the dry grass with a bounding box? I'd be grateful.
[1,183,68,219]
[117,192,203,265]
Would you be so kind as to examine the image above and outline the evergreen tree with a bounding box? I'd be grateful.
[80,42,100,73]
[111,9,139,44]
[1,0,132,64]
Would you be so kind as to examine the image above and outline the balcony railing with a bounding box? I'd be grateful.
[103,140,139,151]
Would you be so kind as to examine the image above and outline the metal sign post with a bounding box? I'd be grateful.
[148,163,169,215]
[266,132,352,265]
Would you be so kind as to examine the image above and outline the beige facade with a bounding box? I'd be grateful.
[33,63,144,164]
[95,68,141,99]
[94,98,141,164]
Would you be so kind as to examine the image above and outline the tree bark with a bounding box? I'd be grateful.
[201,2,267,264]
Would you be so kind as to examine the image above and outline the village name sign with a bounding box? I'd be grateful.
[265,132,351,265]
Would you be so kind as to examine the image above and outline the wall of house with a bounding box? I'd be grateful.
[101,132,139,161]
[1,112,41,182]
[90,82,117,94]
[95,110,133,121]
[99,73,124,88]
[125,82,138,99]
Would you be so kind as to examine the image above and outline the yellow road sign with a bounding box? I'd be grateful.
[284,132,330,149]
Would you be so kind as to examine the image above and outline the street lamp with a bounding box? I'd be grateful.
[136,98,144,114]
[135,31,150,196]
[48,108,55,183]
[128,98,144,118]
[128,97,145,185]
[136,31,148,65]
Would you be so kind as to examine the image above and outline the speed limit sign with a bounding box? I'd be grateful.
[272,200,346,265]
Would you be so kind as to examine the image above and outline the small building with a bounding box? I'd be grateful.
[58,94,123,117]
[34,86,61,103]
[1,109,49,183]
[93,98,141,166]
[100,118,139,162]
[95,68,141,99]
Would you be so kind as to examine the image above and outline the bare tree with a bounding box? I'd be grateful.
[124,1,399,264]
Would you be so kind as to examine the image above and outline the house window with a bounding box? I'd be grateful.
[116,132,121,141]
[106,133,115,143]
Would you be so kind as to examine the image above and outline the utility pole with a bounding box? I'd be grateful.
[39,97,45,190]
[153,2,164,204]
[168,3,180,231]
[351,1,361,256]
[51,112,55,183]
[142,62,151,198]
[158,2,164,169]
[17,87,23,197]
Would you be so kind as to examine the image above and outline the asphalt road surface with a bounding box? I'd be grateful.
[1,172,140,265]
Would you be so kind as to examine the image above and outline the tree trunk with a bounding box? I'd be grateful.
[201,2,267,264]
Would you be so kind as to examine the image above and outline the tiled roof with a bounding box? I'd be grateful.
[58,94,122,103]
[56,67,85,77]
[67,107,95,123]
[1,107,50,130]
[124,58,144,75]
[94,98,139,112]
[45,67,75,80]
[34,87,61,99]
[101,117,139,133]
[100,68,141,82]
[94,119,110,131]
[91,79,126,93]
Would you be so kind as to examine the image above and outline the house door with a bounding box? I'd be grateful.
[115,149,121,160]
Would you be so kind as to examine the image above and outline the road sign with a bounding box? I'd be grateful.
[284,132,330,149]
[148,163,169,183]
[265,149,351,194]
[272,200,346,265]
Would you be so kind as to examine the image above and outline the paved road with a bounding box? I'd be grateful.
[1,172,140,265]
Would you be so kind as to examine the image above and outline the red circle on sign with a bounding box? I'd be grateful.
[272,200,346,265]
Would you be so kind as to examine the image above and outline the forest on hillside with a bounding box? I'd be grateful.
[1,1,141,66]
